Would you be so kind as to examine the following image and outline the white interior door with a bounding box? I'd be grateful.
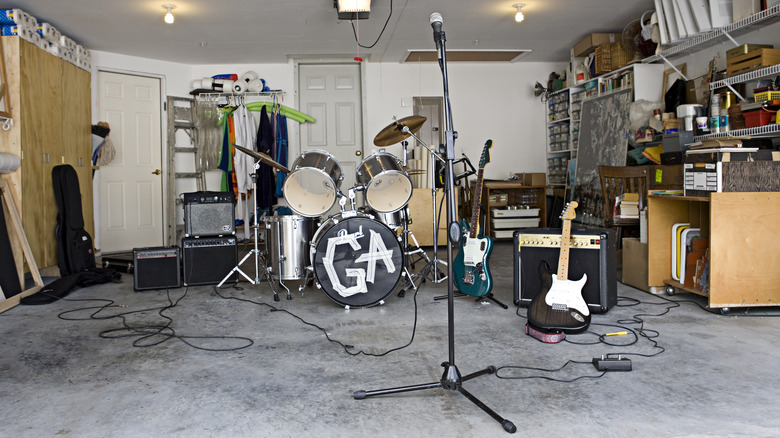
[98,71,163,253]
[298,63,363,212]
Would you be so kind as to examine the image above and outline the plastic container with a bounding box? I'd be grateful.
[743,109,774,128]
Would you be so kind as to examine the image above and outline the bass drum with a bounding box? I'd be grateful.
[283,150,343,217]
[265,215,317,280]
[310,212,403,308]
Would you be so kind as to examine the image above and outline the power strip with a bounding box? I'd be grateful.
[592,356,632,371]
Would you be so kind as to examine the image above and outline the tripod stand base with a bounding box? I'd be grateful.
[353,362,516,434]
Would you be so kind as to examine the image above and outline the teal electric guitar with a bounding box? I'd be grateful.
[453,140,493,297]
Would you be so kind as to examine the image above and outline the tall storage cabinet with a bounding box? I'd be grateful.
[0,37,93,270]
[544,64,664,190]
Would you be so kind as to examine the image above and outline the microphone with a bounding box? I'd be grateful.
[430,12,443,46]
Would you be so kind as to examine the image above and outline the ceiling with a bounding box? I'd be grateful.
[5,0,656,64]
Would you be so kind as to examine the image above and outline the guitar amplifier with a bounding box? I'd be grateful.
[183,191,235,238]
[181,236,238,286]
[513,228,617,313]
[133,246,181,291]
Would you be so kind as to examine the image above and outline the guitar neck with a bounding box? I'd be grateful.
[557,218,572,279]
[469,169,485,239]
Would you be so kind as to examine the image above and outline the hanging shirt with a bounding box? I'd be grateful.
[233,104,257,195]
[256,105,276,211]
[275,112,288,198]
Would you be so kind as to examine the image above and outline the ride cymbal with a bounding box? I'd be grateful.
[373,115,427,146]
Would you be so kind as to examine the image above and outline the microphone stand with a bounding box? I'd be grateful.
[353,25,516,434]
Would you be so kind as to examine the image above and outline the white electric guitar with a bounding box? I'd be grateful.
[527,201,591,332]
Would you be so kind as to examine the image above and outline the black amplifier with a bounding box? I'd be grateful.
[133,246,181,291]
[183,191,235,238]
[513,228,617,313]
[181,236,238,286]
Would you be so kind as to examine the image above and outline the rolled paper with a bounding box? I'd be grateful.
[0,153,22,174]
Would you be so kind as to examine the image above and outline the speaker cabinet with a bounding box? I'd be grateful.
[183,191,235,238]
[133,247,181,291]
[513,228,617,313]
[182,237,238,286]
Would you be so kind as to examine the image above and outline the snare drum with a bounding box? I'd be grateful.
[310,211,403,308]
[356,152,413,213]
[265,215,317,280]
[283,150,343,217]
[373,207,410,231]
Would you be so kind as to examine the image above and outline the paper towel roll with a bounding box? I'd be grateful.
[247,78,265,93]
[239,71,258,83]
[0,9,27,25]
[220,80,235,91]
[232,81,247,94]
[0,153,21,174]
[39,22,61,42]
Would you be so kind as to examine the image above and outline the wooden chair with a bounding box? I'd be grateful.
[598,165,649,241]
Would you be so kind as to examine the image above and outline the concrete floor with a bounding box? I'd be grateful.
[2,240,780,437]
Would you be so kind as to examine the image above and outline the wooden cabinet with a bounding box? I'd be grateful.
[647,192,780,308]
[0,37,92,270]
[478,181,546,240]
[406,188,457,247]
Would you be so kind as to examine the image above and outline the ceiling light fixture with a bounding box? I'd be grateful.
[336,0,371,20]
[513,3,525,23]
[162,4,176,24]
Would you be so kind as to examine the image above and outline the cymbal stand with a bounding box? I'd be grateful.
[400,127,448,284]
[216,163,281,301]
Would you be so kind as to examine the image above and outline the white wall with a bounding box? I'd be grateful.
[91,55,561,187]
[364,61,560,180]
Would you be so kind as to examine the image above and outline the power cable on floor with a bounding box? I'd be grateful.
[49,287,253,352]
[212,281,421,357]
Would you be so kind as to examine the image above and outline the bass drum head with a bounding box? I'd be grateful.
[311,214,403,308]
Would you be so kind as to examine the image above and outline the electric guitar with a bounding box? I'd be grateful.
[453,140,493,298]
[527,201,591,332]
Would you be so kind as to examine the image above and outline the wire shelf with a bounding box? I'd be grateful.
[643,5,780,64]
[694,123,780,141]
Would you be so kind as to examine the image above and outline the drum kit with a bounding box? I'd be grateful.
[225,116,438,309]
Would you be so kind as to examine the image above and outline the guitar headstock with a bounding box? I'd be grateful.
[560,201,578,221]
[478,140,493,169]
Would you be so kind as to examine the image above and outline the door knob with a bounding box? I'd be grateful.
[152,169,162,175]
[355,150,362,156]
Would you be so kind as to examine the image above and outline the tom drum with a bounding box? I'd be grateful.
[356,152,413,214]
[265,215,317,280]
[283,150,343,217]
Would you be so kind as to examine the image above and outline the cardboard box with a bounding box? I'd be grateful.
[622,238,649,292]
[573,32,617,57]
[515,172,546,186]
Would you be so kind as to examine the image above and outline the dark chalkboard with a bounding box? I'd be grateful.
[573,89,632,225]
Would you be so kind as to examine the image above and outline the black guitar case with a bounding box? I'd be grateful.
[52,164,95,276]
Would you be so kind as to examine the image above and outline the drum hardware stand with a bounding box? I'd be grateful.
[398,126,448,285]
[216,164,283,302]
[354,18,516,434]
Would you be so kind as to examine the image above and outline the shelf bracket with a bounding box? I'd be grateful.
[724,82,747,103]
[659,55,688,81]
[722,30,739,47]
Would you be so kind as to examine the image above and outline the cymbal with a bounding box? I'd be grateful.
[233,144,290,173]
[373,115,427,146]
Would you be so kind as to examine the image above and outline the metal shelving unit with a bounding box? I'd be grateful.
[643,5,780,64]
